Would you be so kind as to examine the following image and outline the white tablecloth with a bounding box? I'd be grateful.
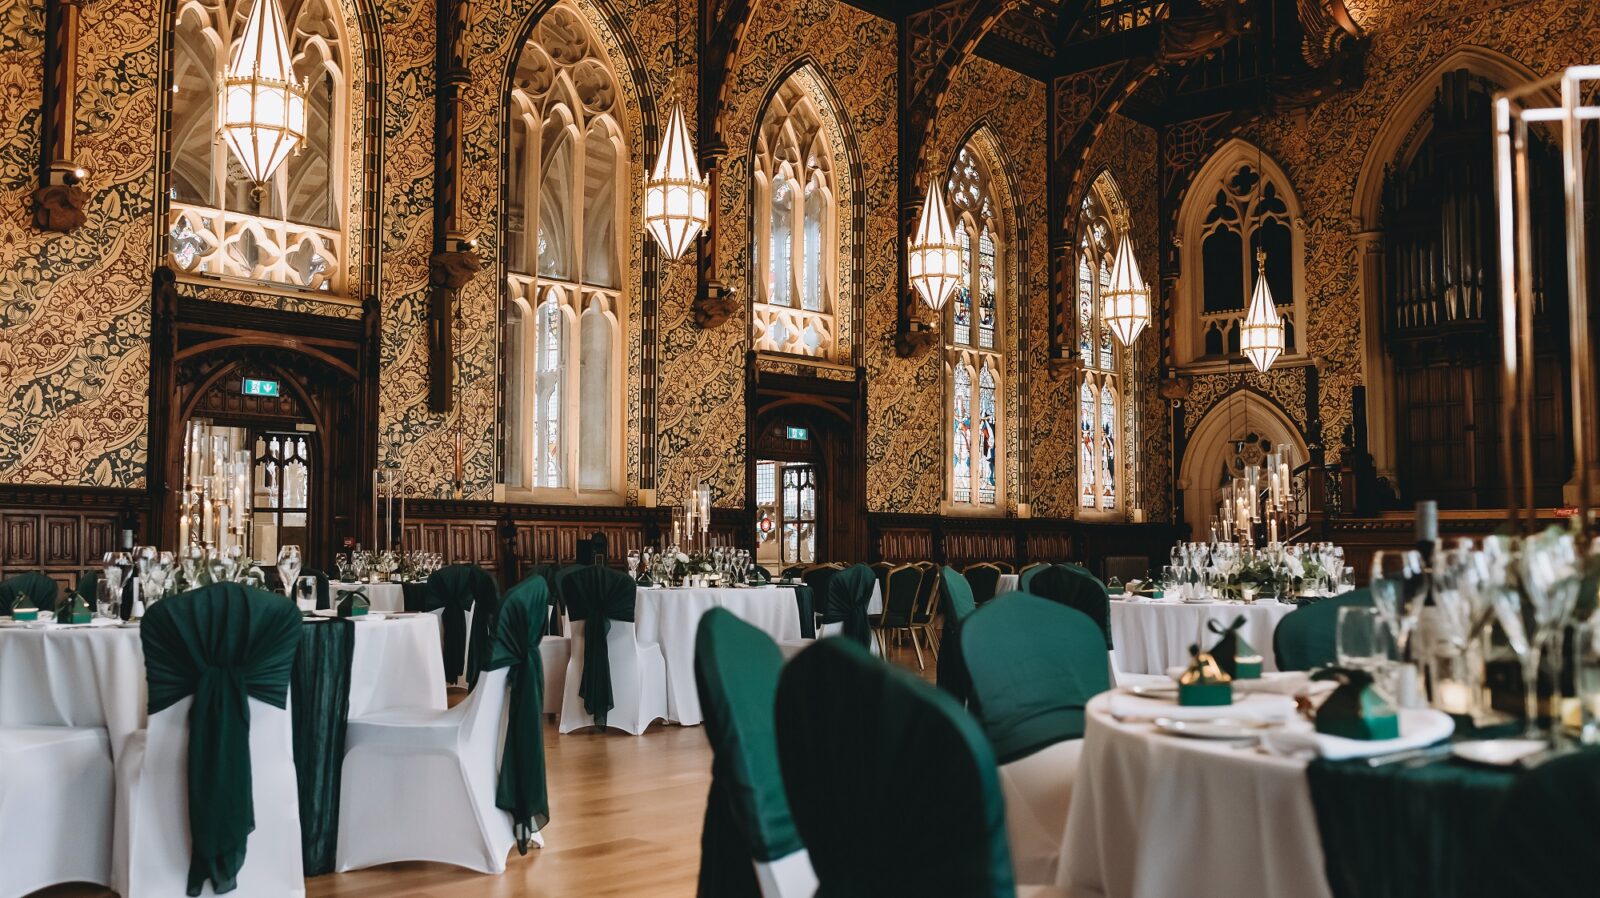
[332,581,408,613]
[0,614,446,763]
[1056,692,1333,898]
[998,574,1020,594]
[1111,598,1296,675]
[635,586,802,726]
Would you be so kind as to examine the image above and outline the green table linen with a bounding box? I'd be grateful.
[289,617,355,876]
[485,574,552,852]
[140,583,303,896]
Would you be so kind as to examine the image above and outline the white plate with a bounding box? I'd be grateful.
[1153,717,1265,740]
[1183,597,1215,605]
[1124,683,1179,700]
[1451,739,1547,767]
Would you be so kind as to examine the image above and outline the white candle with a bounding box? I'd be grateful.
[178,492,190,548]
[1434,681,1472,715]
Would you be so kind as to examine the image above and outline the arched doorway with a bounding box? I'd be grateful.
[165,345,363,569]
[1178,391,1308,538]
[749,394,863,565]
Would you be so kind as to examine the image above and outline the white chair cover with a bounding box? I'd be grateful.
[0,725,113,897]
[336,667,525,873]
[998,738,1083,885]
[558,621,667,735]
[114,697,304,897]
[541,635,571,715]
[754,849,820,898]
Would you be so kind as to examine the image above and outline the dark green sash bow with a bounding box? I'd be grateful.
[1,571,59,615]
[486,575,551,853]
[557,565,637,729]
[141,583,302,895]
[426,565,500,687]
[820,564,876,648]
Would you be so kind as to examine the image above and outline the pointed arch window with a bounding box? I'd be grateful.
[944,144,1006,513]
[753,76,838,358]
[1077,174,1132,515]
[164,0,354,294]
[501,2,627,501]
[1177,142,1305,366]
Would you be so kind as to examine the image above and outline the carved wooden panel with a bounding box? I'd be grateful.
[4,516,40,567]
[43,515,78,565]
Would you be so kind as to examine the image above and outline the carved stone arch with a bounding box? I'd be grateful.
[1178,388,1308,537]
[1173,137,1308,369]
[1349,46,1548,483]
[748,60,865,367]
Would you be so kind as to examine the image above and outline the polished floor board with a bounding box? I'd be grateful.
[35,641,934,898]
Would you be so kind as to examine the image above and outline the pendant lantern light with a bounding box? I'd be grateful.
[221,0,307,186]
[644,102,709,260]
[908,181,963,312]
[1103,232,1151,345]
[1240,249,1285,372]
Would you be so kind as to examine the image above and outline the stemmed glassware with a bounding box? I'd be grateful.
[1370,549,1427,661]
[277,545,303,601]
[627,550,641,581]
[1495,529,1582,738]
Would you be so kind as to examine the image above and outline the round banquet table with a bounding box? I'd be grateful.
[635,585,802,726]
[1110,598,1296,675]
[0,614,446,763]
[1055,692,1334,898]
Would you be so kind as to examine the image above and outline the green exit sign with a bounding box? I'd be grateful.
[241,378,280,397]
[785,426,809,441]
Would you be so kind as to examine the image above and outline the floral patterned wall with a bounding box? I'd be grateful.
[0,0,156,487]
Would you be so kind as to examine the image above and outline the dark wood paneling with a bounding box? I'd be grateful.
[867,513,1179,581]
[0,485,147,587]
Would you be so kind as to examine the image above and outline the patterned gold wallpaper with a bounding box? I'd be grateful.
[0,0,156,487]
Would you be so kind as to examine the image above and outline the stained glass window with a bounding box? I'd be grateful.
[945,137,1006,510]
[802,182,824,312]
[953,365,972,504]
[978,365,997,505]
[1098,261,1115,370]
[502,4,627,499]
[1078,255,1094,358]
[770,173,793,308]
[978,226,996,350]
[953,226,973,343]
[1101,384,1117,509]
[1080,383,1097,508]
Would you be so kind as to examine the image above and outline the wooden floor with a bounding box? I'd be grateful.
[39,640,935,898]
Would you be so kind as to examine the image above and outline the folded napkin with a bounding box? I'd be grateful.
[1108,691,1297,723]
[1259,708,1455,760]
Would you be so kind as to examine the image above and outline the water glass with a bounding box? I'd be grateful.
[296,576,318,613]
[95,578,119,620]
[1336,606,1391,671]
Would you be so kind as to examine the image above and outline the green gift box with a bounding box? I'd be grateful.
[1207,615,1262,680]
[1178,644,1233,706]
[61,592,93,624]
[1313,668,1400,740]
[10,595,38,622]
[336,588,370,618]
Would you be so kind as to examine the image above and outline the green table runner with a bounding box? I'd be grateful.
[1306,722,1522,898]
[289,618,355,876]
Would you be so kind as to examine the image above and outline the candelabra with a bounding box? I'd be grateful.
[178,421,253,558]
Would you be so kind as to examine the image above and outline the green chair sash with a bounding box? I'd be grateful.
[486,574,552,852]
[1273,589,1373,671]
[774,638,1016,898]
[426,564,500,687]
[1,571,59,615]
[1027,564,1113,649]
[74,569,100,603]
[289,617,354,876]
[140,583,302,896]
[820,563,876,648]
[791,583,816,639]
[694,609,803,895]
[558,565,637,729]
[960,593,1111,764]
[935,567,979,702]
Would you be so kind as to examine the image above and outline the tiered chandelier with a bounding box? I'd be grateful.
[907,181,963,312]
[221,0,307,186]
[643,0,708,261]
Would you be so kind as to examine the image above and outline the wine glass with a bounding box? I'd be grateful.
[95,578,118,621]
[277,546,303,600]
[1370,549,1426,661]
[1501,529,1582,738]
[627,550,640,581]
[1336,606,1391,672]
